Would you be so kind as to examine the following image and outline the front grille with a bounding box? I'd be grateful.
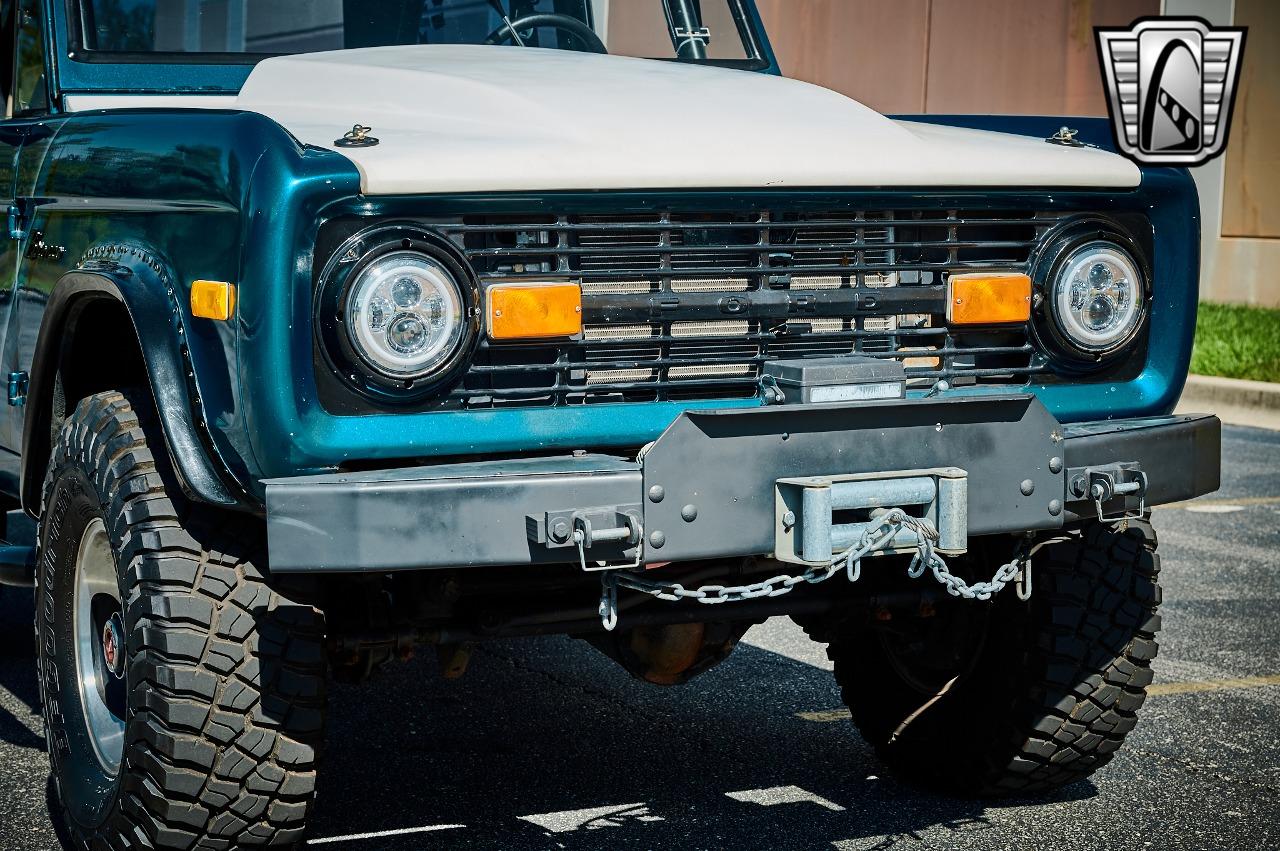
[431,208,1065,408]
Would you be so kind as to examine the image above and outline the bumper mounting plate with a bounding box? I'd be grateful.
[640,394,1063,563]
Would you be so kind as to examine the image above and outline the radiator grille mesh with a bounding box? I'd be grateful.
[426,208,1062,408]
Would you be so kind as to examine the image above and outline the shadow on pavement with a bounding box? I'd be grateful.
[1,577,1099,849]
[0,586,44,753]
[312,633,1096,849]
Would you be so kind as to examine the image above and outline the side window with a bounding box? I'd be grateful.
[13,0,46,116]
[1,0,14,117]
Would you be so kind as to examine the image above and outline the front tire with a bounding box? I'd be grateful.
[36,390,327,849]
[823,521,1161,795]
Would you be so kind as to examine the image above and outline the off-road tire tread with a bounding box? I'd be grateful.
[827,521,1160,795]
[37,390,326,850]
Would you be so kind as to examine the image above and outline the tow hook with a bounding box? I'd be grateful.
[529,505,643,571]
[1068,462,1148,522]
[571,512,643,572]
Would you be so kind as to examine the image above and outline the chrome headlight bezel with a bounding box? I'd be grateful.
[1030,219,1151,368]
[316,224,480,402]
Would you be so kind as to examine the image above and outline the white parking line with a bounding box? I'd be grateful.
[725,785,846,812]
[306,824,466,845]
[519,803,663,833]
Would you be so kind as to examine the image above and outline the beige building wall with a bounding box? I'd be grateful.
[756,0,1158,115]
[1222,0,1278,239]
[757,0,1278,308]
[1166,0,1280,308]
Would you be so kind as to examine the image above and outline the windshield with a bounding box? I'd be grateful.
[76,0,759,64]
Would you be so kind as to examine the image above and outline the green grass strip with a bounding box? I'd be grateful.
[1190,302,1280,382]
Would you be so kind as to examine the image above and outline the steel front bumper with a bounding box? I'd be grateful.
[264,395,1220,572]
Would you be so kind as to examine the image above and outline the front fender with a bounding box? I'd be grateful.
[22,251,244,515]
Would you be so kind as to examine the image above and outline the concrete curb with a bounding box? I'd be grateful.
[1176,374,1280,431]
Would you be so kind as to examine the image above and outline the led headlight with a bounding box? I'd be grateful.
[316,224,479,402]
[345,251,465,379]
[1050,241,1143,355]
[1029,220,1150,370]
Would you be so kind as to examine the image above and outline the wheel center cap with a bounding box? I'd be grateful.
[102,613,125,680]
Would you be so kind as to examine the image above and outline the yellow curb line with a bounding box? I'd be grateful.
[796,675,1280,722]
[1147,674,1280,696]
[1162,496,1280,510]
[796,709,852,722]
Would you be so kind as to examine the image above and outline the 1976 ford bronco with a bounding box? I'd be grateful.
[0,0,1221,847]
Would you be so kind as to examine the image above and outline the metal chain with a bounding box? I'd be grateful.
[597,508,1030,631]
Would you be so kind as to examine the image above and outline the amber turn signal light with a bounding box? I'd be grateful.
[947,273,1032,325]
[487,282,583,340]
[190,280,236,321]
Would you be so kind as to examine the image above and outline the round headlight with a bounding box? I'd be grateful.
[1049,240,1144,356]
[344,251,466,380]
[316,223,479,403]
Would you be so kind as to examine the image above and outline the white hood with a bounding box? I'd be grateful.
[231,44,1140,195]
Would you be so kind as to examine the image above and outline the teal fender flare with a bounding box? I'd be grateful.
[21,247,244,515]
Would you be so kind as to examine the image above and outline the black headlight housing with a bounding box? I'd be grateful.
[314,223,481,404]
[1029,217,1152,371]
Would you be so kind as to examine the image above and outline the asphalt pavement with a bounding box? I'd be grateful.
[0,424,1277,850]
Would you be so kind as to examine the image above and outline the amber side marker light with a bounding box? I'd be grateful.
[947,273,1032,325]
[190,280,236,321]
[487,282,583,340]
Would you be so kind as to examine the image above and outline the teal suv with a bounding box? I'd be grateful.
[0,0,1218,847]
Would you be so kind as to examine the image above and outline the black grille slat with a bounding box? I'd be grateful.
[474,261,1039,280]
[448,364,1049,402]
[465,239,1035,258]
[446,208,1059,408]
[465,344,1034,375]
[445,216,1057,234]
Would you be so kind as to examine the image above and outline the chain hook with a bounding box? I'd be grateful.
[599,573,619,632]
[844,551,861,583]
[592,506,1033,631]
[573,526,588,573]
[1016,557,1033,601]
